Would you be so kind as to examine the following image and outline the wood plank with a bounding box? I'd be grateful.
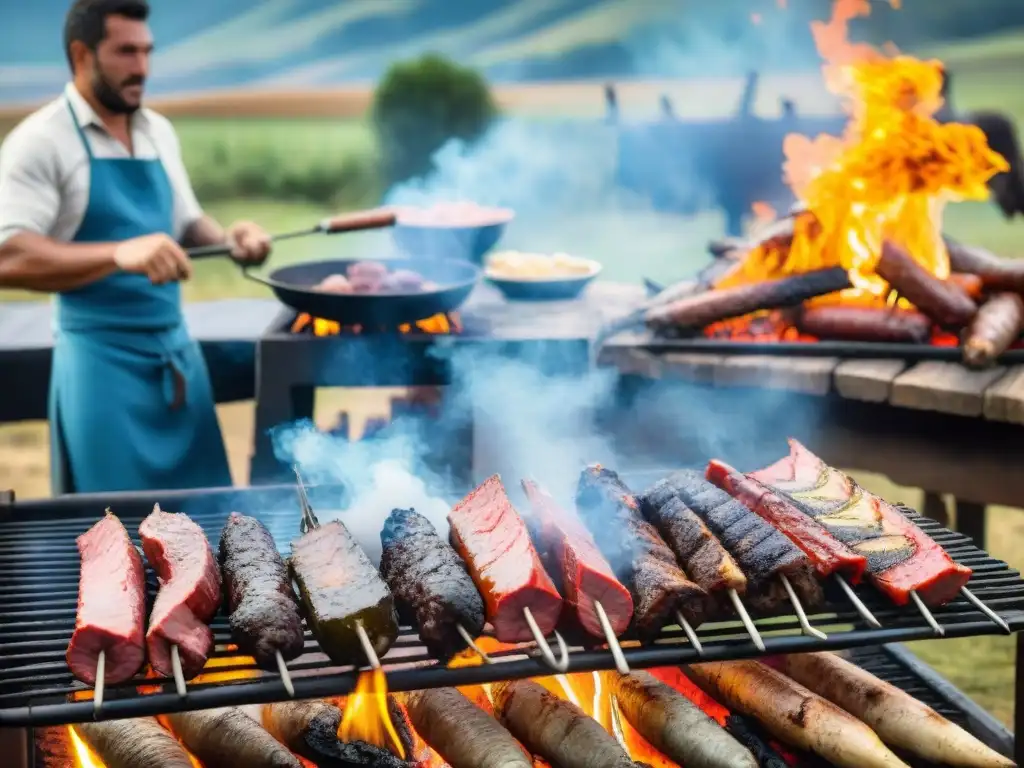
[983,366,1024,425]
[658,353,725,385]
[889,362,1008,417]
[712,355,839,395]
[833,359,907,403]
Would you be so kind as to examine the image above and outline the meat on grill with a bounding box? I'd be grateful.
[660,471,823,613]
[492,679,635,768]
[379,507,485,661]
[750,439,972,606]
[575,465,710,637]
[403,687,532,768]
[447,475,563,643]
[166,707,301,768]
[962,292,1024,369]
[219,513,305,669]
[522,479,634,637]
[139,505,222,679]
[75,718,194,768]
[612,672,758,768]
[66,510,146,685]
[638,482,747,611]
[290,520,399,665]
[705,460,867,583]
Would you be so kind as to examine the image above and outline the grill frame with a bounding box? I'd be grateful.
[0,484,1022,729]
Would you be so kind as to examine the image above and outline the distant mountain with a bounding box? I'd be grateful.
[2,0,1023,104]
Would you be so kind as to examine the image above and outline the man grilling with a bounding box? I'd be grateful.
[0,0,271,494]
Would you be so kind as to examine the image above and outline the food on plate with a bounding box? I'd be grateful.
[139,505,222,679]
[218,512,305,669]
[575,464,710,638]
[74,718,194,768]
[395,201,513,227]
[522,479,634,638]
[962,292,1024,368]
[447,475,563,643]
[289,520,399,665]
[165,707,301,768]
[751,439,973,606]
[379,507,485,661]
[486,251,596,279]
[67,510,147,685]
[685,660,909,768]
[780,653,1015,768]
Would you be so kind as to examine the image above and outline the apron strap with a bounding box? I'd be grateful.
[64,97,95,160]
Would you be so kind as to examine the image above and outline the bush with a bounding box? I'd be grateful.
[372,53,498,188]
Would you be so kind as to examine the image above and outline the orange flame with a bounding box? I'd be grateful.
[337,669,406,759]
[291,312,462,336]
[68,727,103,768]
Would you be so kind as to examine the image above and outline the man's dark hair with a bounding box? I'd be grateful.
[63,0,149,69]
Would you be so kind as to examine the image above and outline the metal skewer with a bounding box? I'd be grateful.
[275,650,296,697]
[727,589,765,651]
[675,611,704,656]
[523,607,570,672]
[355,621,382,670]
[456,624,494,663]
[910,590,944,636]
[594,600,630,674]
[294,467,319,533]
[833,575,882,629]
[93,650,105,714]
[960,587,1011,634]
[780,574,827,640]
[169,645,187,698]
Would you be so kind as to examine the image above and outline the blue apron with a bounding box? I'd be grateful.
[48,98,232,494]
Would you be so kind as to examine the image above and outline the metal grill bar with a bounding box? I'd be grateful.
[0,485,1021,727]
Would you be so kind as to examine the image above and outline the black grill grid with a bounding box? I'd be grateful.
[0,483,1021,728]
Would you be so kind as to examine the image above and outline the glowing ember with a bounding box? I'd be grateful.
[338,668,406,759]
[291,312,462,336]
[190,655,261,686]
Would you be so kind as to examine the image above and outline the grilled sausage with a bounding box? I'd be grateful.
[797,305,933,343]
[947,239,1024,292]
[876,241,977,327]
[75,719,193,768]
[166,708,300,767]
[962,292,1024,368]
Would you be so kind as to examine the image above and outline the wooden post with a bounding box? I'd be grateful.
[921,492,950,528]
[955,499,987,550]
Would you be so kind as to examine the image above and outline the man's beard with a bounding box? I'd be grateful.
[91,67,144,114]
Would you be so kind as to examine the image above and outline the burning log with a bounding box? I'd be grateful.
[165,707,301,767]
[796,306,933,344]
[644,267,851,331]
[875,242,977,328]
[946,239,1024,293]
[962,292,1024,369]
[74,718,193,768]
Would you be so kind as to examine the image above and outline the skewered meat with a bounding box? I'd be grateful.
[780,653,1015,768]
[75,718,193,768]
[166,707,301,767]
[522,480,634,637]
[797,305,933,343]
[706,460,867,583]
[66,511,146,685]
[379,507,485,660]
[612,672,757,768]
[403,687,532,768]
[575,465,710,637]
[448,476,563,643]
[638,482,747,611]
[962,292,1024,368]
[219,513,305,669]
[139,505,221,679]
[876,241,977,327]
[661,471,822,613]
[290,520,399,665]
[685,660,909,768]
[492,679,635,768]
[751,439,972,606]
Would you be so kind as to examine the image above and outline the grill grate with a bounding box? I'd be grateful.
[0,484,1022,727]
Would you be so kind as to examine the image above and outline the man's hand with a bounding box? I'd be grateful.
[226,221,271,265]
[113,234,192,285]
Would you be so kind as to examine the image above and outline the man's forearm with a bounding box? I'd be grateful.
[0,232,117,292]
[182,215,227,249]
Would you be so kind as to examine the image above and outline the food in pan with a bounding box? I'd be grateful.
[491,679,635,768]
[685,660,909,768]
[139,505,222,679]
[612,671,758,768]
[962,292,1024,368]
[218,512,305,669]
[522,479,634,637]
[486,251,597,279]
[315,274,355,294]
[705,460,867,583]
[66,510,146,685]
[876,241,977,328]
[75,718,194,768]
[447,475,563,643]
[656,471,823,613]
[779,652,1016,768]
[289,520,399,665]
[575,464,710,637]
[379,507,485,661]
[797,305,933,343]
[165,707,301,768]
[403,687,532,768]
[394,200,514,227]
[314,263,436,295]
[751,439,973,606]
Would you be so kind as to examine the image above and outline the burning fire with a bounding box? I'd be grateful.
[291,312,462,336]
[720,0,1008,310]
[338,668,406,759]
[68,727,102,768]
